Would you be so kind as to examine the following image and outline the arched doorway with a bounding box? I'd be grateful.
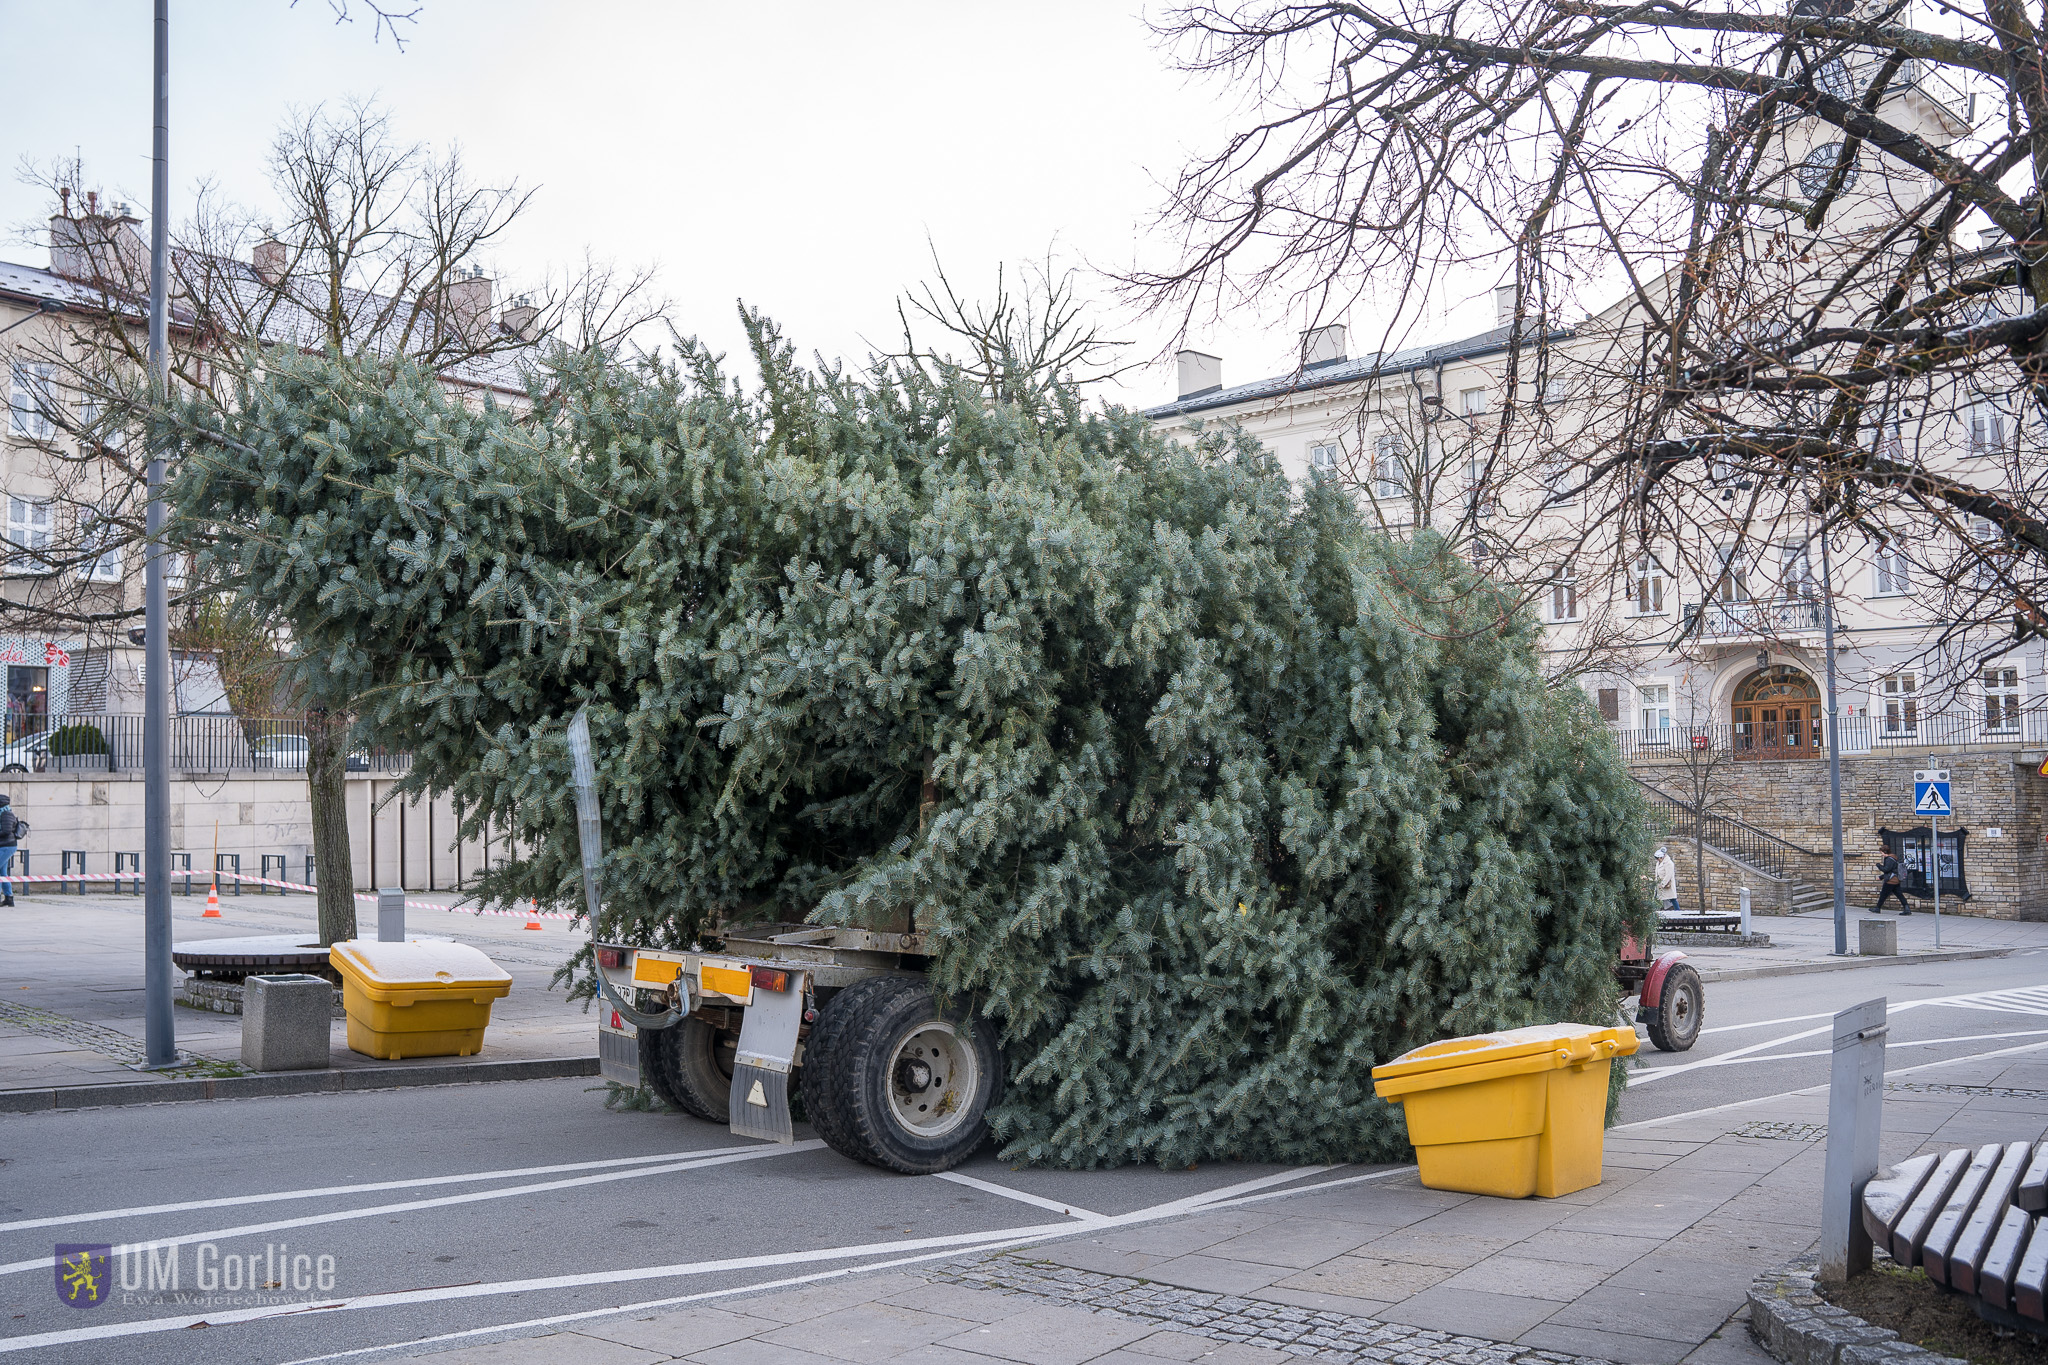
[1732,665,1822,759]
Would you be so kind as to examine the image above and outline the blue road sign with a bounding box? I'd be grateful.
[1914,779,1951,815]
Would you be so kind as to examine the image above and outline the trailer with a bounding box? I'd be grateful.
[594,922,1000,1174]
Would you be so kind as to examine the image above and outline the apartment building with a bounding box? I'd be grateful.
[1143,67,2048,917]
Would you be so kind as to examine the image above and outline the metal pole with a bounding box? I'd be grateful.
[1819,525,1849,956]
[1819,997,1887,1282]
[140,0,175,1068]
[1932,808,1942,948]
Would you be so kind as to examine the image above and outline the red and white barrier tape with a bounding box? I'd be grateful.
[2,869,579,921]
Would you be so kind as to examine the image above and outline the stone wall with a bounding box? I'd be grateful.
[1633,749,2048,919]
[0,770,522,893]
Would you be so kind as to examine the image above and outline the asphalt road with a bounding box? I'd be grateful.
[3,944,2044,1364]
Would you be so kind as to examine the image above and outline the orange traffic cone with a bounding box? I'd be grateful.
[523,899,543,931]
[202,882,222,918]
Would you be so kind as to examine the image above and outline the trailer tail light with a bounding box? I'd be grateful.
[610,1010,623,1030]
[596,946,625,970]
[749,966,789,993]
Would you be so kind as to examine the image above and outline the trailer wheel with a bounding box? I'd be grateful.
[801,975,1000,1175]
[1646,964,1704,1052]
[645,1017,737,1122]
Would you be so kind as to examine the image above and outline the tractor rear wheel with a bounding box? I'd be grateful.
[1646,964,1704,1052]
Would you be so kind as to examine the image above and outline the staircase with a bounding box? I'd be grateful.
[1634,776,1842,915]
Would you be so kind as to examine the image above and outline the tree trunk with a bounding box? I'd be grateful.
[306,706,357,945]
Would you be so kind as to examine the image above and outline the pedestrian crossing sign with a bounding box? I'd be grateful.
[1913,769,1951,815]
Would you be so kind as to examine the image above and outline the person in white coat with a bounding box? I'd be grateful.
[1654,846,1679,915]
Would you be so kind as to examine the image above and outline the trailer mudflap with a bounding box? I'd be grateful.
[729,969,807,1145]
[597,1005,640,1087]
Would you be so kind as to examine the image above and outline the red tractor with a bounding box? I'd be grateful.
[1618,930,1703,1051]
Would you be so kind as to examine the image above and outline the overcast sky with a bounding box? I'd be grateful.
[0,1,1483,410]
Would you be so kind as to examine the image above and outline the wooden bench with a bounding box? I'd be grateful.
[1860,1142,2048,1332]
[1656,910,1744,934]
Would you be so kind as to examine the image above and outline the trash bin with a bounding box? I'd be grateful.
[1371,1022,1639,1199]
[329,940,512,1061]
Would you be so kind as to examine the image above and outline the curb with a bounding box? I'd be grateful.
[1698,946,2013,983]
[1747,1258,1964,1365]
[0,1055,599,1114]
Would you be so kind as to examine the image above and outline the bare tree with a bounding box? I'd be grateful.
[9,100,664,942]
[1138,0,2048,707]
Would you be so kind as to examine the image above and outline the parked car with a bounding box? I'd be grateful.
[251,734,310,769]
[0,734,48,773]
[251,734,371,771]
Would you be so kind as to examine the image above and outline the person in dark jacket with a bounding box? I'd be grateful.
[1873,839,1912,915]
[0,794,20,906]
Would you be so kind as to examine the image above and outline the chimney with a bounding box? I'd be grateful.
[439,266,494,343]
[500,294,540,342]
[1495,283,1518,327]
[1176,349,1222,399]
[1300,323,1347,368]
[252,239,289,285]
[49,201,147,289]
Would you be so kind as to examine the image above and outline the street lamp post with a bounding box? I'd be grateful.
[141,0,175,1069]
[0,298,67,339]
[1819,519,1849,957]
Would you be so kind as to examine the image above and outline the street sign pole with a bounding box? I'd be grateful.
[1913,769,1949,951]
[1819,526,1848,956]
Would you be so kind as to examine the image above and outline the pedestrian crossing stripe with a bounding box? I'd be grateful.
[1939,987,2048,1017]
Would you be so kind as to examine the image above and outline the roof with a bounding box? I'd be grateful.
[1142,321,1569,420]
[0,253,531,397]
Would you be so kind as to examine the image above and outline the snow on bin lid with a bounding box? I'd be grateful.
[1371,1023,1635,1083]
[329,939,511,990]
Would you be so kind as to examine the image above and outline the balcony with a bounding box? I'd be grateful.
[1682,597,1825,639]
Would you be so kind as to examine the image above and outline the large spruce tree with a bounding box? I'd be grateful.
[171,317,1649,1167]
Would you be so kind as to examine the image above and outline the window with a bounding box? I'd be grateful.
[1459,387,1488,418]
[1966,517,2005,588]
[1984,666,2021,732]
[1464,453,1492,517]
[1881,673,1918,736]
[1630,554,1667,615]
[4,496,51,572]
[76,510,122,583]
[1968,398,2010,455]
[8,362,56,440]
[1872,538,1911,595]
[1779,540,1816,598]
[1540,457,1574,505]
[1546,563,1579,622]
[1639,682,1673,736]
[1372,433,1406,501]
[163,549,186,596]
[1308,441,1340,475]
[1713,544,1749,603]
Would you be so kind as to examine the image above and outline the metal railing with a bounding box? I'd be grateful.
[1610,710,2048,761]
[1632,776,1822,880]
[0,713,412,774]
[1681,597,1826,637]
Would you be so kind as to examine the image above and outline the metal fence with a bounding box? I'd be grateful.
[0,714,412,775]
[1609,710,2048,762]
[1632,777,1822,880]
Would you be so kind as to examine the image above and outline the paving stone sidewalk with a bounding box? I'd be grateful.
[403,1047,2048,1365]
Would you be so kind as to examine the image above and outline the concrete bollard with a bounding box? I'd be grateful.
[1739,885,1751,935]
[242,973,333,1071]
[377,887,405,943]
[1858,918,1898,956]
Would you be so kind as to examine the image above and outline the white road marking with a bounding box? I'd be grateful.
[1620,1037,2048,1131]
[0,1142,775,1234]
[1638,1028,2048,1075]
[0,1161,1336,1357]
[1630,1021,1836,1085]
[933,1171,1103,1221]
[0,1141,821,1279]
